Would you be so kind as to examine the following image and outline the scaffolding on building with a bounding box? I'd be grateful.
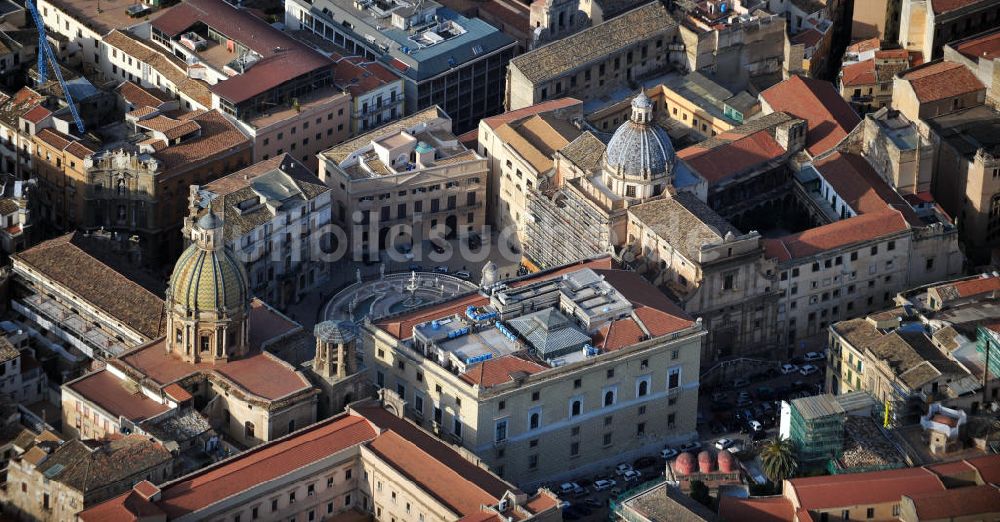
[789,394,846,462]
[522,185,612,270]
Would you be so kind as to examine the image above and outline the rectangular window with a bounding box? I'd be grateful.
[668,367,681,390]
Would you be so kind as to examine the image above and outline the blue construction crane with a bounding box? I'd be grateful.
[25,0,85,134]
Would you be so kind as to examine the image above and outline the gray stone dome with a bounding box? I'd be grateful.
[603,93,675,182]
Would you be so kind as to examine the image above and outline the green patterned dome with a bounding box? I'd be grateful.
[167,213,248,313]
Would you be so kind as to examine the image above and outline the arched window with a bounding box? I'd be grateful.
[637,380,648,397]
[529,412,539,430]
[570,400,581,417]
[604,390,615,407]
[244,421,254,438]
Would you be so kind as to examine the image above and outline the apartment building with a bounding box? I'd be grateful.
[33,0,164,70]
[284,0,516,133]
[365,260,704,487]
[892,60,986,122]
[319,107,487,254]
[829,273,1000,425]
[476,98,584,247]
[721,454,1000,522]
[184,154,334,308]
[899,0,1000,61]
[79,401,563,522]
[0,87,45,178]
[2,435,173,522]
[767,151,962,345]
[505,1,679,111]
[333,56,405,135]
[839,49,916,114]
[944,27,1000,107]
[0,337,47,405]
[30,108,252,266]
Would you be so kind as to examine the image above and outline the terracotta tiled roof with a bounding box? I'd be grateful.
[154,415,376,518]
[65,369,171,422]
[909,484,1000,520]
[34,128,72,150]
[814,152,922,222]
[0,87,45,128]
[899,61,984,103]
[116,80,171,109]
[12,233,167,339]
[153,110,250,172]
[931,0,986,14]
[594,269,693,336]
[953,28,1000,61]
[790,28,822,48]
[677,130,786,183]
[760,75,861,155]
[764,211,909,261]
[77,489,165,522]
[34,436,172,495]
[950,275,1000,298]
[103,30,213,108]
[460,354,547,387]
[719,495,793,522]
[789,466,944,509]
[594,317,645,351]
[153,0,332,104]
[847,37,881,54]
[22,105,51,124]
[333,58,400,97]
[481,98,582,130]
[368,429,500,514]
[493,113,581,174]
[841,58,876,86]
[64,140,96,158]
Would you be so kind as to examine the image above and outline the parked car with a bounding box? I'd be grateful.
[408,264,424,272]
[679,442,701,453]
[584,498,603,508]
[593,479,617,491]
[799,364,819,376]
[559,482,585,496]
[748,420,763,432]
[661,447,679,460]
[780,363,799,375]
[731,378,750,388]
[615,463,634,476]
[454,270,472,279]
[434,265,450,274]
[736,397,753,407]
[622,470,642,483]
[711,391,727,402]
[714,438,735,450]
[803,351,825,361]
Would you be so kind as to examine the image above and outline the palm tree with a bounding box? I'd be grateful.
[760,436,797,485]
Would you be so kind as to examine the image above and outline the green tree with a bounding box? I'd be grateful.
[689,480,711,508]
[760,436,798,486]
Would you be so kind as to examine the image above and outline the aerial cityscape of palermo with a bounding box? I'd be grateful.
[0,0,998,519]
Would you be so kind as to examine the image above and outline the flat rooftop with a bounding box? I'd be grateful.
[41,0,165,35]
[927,104,1000,160]
[303,0,514,81]
[869,108,919,151]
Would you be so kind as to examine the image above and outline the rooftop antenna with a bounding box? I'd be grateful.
[26,0,85,134]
